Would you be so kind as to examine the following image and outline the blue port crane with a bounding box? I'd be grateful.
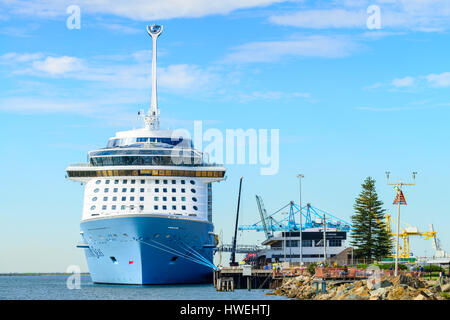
[239,196,352,236]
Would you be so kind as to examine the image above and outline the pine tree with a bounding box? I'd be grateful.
[350,177,391,261]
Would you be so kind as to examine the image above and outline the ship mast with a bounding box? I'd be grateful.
[144,24,163,130]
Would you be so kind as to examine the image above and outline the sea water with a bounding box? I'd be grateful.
[0,275,289,300]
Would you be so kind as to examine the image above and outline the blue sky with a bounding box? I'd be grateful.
[1,0,450,272]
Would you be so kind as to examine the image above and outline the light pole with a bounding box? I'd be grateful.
[386,171,417,276]
[296,174,304,266]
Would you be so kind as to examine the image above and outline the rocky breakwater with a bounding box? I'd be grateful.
[269,274,450,300]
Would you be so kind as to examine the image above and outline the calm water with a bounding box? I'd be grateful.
[0,275,289,300]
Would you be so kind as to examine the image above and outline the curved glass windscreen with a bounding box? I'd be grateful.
[90,149,197,157]
[90,155,203,166]
[107,137,191,148]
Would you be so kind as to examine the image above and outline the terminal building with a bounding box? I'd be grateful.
[256,229,347,265]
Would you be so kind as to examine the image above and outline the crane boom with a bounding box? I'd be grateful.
[256,195,272,240]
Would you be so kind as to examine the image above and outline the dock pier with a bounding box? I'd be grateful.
[213,267,281,291]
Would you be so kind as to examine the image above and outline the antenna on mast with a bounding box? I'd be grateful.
[143,24,163,130]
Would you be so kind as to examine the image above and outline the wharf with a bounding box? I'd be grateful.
[213,267,282,291]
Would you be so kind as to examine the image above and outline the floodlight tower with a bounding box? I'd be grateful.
[296,174,304,266]
[145,24,163,130]
[386,171,417,276]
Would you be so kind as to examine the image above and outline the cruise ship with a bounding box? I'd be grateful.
[66,25,226,284]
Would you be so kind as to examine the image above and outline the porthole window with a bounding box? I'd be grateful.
[190,180,195,185]
[154,233,160,238]
[95,180,101,184]
[191,189,196,193]
[192,197,197,202]
[92,197,97,201]
[165,234,171,239]
[193,206,198,211]
[94,188,99,193]
[90,205,96,210]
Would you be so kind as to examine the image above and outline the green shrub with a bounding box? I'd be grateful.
[422,265,443,272]
[308,262,317,276]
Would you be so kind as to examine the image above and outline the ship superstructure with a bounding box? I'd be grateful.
[66,25,225,284]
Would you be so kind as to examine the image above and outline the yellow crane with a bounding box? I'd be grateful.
[384,214,436,258]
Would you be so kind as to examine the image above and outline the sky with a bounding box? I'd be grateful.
[1,0,450,272]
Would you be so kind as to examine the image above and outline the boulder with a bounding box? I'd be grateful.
[414,293,428,300]
[370,287,388,299]
[441,283,450,293]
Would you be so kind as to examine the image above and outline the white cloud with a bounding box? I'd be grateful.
[223,35,358,63]
[159,64,216,91]
[425,72,450,87]
[0,52,44,63]
[367,71,450,91]
[268,0,450,32]
[4,0,287,20]
[269,9,366,28]
[235,90,311,103]
[392,76,415,87]
[32,56,82,75]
